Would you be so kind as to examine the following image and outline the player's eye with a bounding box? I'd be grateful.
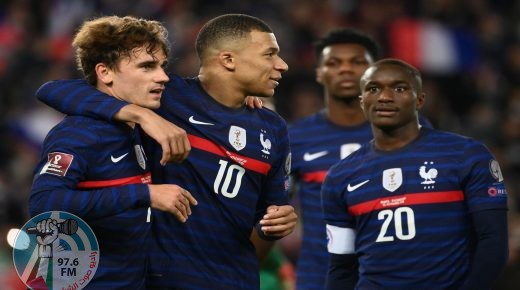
[394,86,407,93]
[325,60,339,67]
[367,86,379,93]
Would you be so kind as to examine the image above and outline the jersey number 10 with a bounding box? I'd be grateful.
[214,160,245,198]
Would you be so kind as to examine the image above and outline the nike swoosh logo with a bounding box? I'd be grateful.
[111,153,129,163]
[189,116,214,126]
[303,151,328,161]
[347,180,370,192]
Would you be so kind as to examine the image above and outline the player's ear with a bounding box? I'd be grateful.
[316,67,324,85]
[359,95,365,111]
[95,63,113,85]
[219,51,235,71]
[416,92,426,110]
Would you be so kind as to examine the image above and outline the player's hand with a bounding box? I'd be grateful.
[258,205,297,238]
[138,109,191,165]
[245,96,263,109]
[149,184,198,223]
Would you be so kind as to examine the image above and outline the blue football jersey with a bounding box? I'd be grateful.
[289,111,372,290]
[36,75,291,290]
[29,117,152,289]
[322,127,508,289]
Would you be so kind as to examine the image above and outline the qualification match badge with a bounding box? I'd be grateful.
[13,211,99,290]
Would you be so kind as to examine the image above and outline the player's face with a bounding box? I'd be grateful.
[108,46,169,109]
[359,64,424,130]
[316,43,373,100]
[234,30,288,98]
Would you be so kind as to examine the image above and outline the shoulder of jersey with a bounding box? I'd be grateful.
[289,112,321,129]
[258,107,287,127]
[48,116,115,144]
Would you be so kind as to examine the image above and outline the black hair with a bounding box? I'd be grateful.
[314,28,380,62]
[196,14,272,62]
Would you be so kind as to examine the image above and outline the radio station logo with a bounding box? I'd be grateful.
[12,211,99,290]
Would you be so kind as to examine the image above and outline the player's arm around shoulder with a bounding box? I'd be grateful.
[116,105,190,165]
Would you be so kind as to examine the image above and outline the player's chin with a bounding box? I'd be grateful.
[259,88,275,98]
[145,100,161,109]
[371,118,400,130]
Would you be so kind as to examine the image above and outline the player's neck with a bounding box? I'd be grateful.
[98,85,139,128]
[372,122,421,151]
[198,72,245,108]
[325,96,366,126]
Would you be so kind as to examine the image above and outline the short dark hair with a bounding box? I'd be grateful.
[314,28,380,62]
[369,58,423,91]
[195,14,272,63]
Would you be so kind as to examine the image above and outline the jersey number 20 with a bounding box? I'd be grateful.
[376,207,416,242]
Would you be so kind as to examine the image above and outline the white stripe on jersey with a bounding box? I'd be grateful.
[326,224,356,254]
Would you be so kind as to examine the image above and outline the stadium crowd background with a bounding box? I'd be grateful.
[0,0,518,289]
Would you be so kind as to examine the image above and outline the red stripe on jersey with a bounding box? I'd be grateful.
[188,134,271,175]
[302,171,327,183]
[348,190,464,216]
[77,172,152,188]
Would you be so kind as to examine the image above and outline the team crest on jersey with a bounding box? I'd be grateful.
[419,161,438,189]
[134,145,146,170]
[382,168,402,192]
[489,159,504,182]
[259,129,271,155]
[40,152,74,177]
[229,125,246,151]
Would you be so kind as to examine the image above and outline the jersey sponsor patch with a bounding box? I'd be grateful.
[40,152,74,177]
[488,183,507,197]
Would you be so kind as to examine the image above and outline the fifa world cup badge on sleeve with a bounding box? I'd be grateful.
[12,211,99,290]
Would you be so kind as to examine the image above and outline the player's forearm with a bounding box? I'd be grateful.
[464,209,508,289]
[36,79,127,121]
[250,230,275,261]
[28,185,150,219]
[113,104,154,123]
[326,253,358,290]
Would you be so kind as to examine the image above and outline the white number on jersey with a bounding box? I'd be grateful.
[214,160,245,198]
[376,207,416,242]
